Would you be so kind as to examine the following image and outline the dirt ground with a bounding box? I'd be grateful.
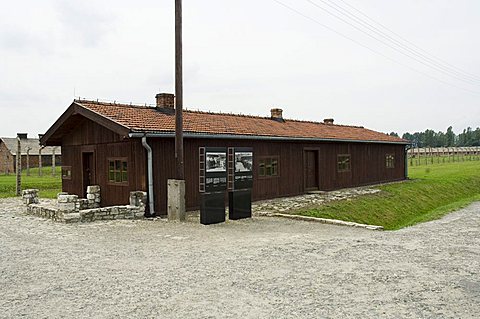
[1,198,479,318]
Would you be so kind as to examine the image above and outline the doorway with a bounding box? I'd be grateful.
[82,152,95,196]
[304,150,319,191]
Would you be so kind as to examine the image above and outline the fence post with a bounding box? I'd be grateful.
[52,147,56,177]
[3,151,8,175]
[38,147,42,176]
[15,135,21,196]
[26,147,31,176]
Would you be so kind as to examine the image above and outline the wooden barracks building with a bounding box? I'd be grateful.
[41,94,409,215]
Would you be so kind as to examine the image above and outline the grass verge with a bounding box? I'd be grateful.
[0,167,61,199]
[294,161,480,230]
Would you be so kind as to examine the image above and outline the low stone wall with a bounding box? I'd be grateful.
[79,205,145,222]
[27,204,66,222]
[23,187,147,223]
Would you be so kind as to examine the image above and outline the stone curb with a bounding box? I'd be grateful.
[257,212,384,231]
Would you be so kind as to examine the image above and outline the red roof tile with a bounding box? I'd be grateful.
[75,100,408,144]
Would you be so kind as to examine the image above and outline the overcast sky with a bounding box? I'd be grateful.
[1,0,479,138]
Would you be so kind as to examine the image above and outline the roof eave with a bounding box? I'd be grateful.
[129,131,409,145]
[41,102,132,146]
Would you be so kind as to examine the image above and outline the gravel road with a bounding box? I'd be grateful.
[1,198,479,318]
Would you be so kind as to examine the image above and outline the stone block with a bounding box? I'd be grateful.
[57,194,78,203]
[86,185,100,194]
[130,191,147,207]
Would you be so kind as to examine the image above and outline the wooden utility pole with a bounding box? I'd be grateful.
[167,0,186,221]
[175,0,185,180]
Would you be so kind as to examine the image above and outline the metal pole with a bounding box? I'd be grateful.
[175,0,185,180]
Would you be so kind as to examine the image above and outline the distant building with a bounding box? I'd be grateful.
[0,134,61,174]
[41,93,408,215]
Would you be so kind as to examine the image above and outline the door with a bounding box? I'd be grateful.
[82,152,95,196]
[304,150,319,190]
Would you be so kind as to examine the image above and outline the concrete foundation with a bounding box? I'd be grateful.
[167,179,186,221]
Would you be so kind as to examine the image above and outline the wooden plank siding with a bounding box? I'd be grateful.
[59,118,406,215]
[61,118,146,207]
[150,138,405,214]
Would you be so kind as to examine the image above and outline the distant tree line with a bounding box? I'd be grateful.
[388,126,480,147]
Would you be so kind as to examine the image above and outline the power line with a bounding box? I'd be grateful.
[335,0,480,83]
[306,0,480,86]
[317,0,480,84]
[271,0,480,96]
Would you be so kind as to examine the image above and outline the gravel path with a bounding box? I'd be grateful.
[1,198,479,318]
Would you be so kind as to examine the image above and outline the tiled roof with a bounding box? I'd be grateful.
[1,137,61,155]
[75,100,408,144]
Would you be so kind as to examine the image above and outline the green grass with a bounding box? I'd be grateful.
[294,161,480,230]
[0,167,62,199]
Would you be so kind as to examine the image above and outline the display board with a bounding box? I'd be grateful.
[228,147,254,220]
[199,147,228,225]
[199,147,228,193]
[228,147,253,190]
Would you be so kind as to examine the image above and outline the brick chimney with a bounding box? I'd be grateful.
[17,133,28,139]
[323,118,334,125]
[155,93,175,109]
[270,108,284,122]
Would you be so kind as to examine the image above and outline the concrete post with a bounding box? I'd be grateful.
[15,136,21,196]
[167,179,186,221]
[52,147,56,177]
[38,147,43,176]
[3,151,8,175]
[26,147,31,176]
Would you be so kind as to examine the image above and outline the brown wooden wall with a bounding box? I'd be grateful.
[149,138,406,214]
[59,117,406,215]
[61,118,146,207]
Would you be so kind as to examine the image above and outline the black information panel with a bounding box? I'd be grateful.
[229,189,252,220]
[200,192,226,225]
[200,147,227,225]
[232,147,253,190]
[204,147,227,192]
[228,147,253,220]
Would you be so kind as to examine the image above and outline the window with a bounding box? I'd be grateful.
[258,157,279,177]
[108,158,128,184]
[386,154,395,168]
[61,166,72,180]
[337,154,351,172]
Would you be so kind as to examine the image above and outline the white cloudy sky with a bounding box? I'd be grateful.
[1,0,479,138]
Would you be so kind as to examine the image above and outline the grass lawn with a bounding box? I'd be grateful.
[294,161,480,230]
[0,167,62,199]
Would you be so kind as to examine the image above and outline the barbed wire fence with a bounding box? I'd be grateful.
[407,147,480,166]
